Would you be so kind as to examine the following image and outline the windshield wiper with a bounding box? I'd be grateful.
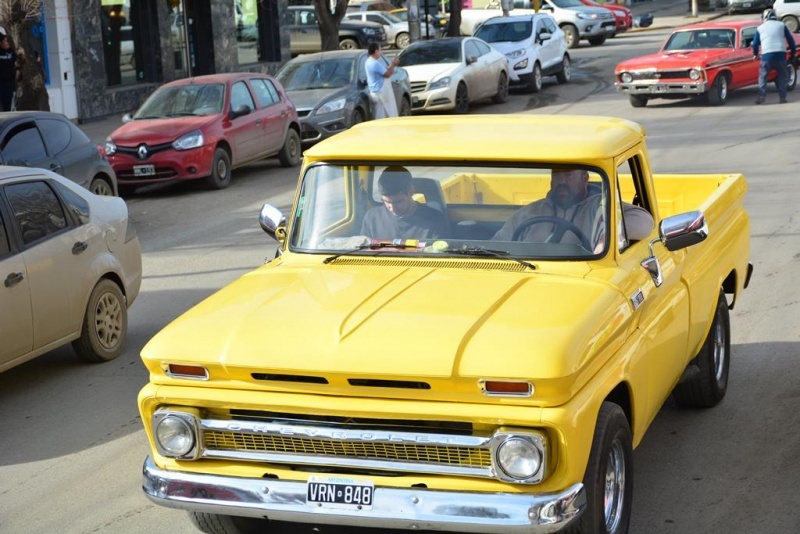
[322,240,421,264]
[446,246,536,270]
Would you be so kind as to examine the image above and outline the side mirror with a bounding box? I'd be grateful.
[230,104,252,120]
[466,55,478,65]
[122,113,133,123]
[660,211,708,252]
[259,203,287,243]
[538,32,552,43]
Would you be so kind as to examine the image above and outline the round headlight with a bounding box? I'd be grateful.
[689,69,701,81]
[621,72,633,84]
[155,415,195,456]
[496,437,542,480]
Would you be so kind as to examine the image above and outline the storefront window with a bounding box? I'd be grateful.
[236,0,260,64]
[102,1,138,86]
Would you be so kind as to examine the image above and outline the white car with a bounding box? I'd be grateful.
[397,37,510,114]
[774,0,800,32]
[0,168,142,372]
[474,14,570,92]
[344,10,412,49]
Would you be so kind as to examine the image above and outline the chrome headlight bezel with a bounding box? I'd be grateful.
[491,432,547,484]
[153,410,199,459]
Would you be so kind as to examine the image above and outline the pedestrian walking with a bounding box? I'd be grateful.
[752,9,797,105]
[0,26,19,112]
[365,42,399,119]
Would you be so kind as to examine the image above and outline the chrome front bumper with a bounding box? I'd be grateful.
[143,457,585,533]
[616,81,708,95]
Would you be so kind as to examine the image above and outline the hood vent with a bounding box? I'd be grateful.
[251,373,329,384]
[325,257,529,272]
[348,378,431,390]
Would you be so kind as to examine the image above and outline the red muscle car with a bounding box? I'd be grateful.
[615,20,800,107]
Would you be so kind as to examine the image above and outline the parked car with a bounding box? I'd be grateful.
[347,0,396,11]
[0,167,142,372]
[344,10,412,49]
[389,7,445,39]
[288,6,387,55]
[277,50,412,146]
[615,20,800,107]
[104,73,302,194]
[728,0,773,15]
[576,0,632,35]
[0,111,118,196]
[397,37,510,114]
[474,14,570,92]
[774,0,800,32]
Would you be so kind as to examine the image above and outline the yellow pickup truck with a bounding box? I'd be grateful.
[138,115,751,534]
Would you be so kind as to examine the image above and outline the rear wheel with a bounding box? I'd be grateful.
[206,147,232,189]
[339,38,358,50]
[188,512,272,534]
[785,61,797,91]
[562,24,579,49]
[492,71,509,103]
[555,55,571,84]
[72,279,127,363]
[89,176,114,196]
[782,15,799,33]
[278,128,302,167]
[707,73,728,106]
[629,94,648,108]
[454,83,469,114]
[588,35,607,46]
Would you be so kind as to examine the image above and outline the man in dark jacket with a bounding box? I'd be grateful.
[0,26,17,111]
[752,9,797,104]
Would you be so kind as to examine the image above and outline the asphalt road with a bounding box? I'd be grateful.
[2,18,800,534]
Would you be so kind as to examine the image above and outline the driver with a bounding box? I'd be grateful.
[491,169,654,250]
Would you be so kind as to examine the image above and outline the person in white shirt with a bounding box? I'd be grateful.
[365,42,399,119]
[752,9,797,105]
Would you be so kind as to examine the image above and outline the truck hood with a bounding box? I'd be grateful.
[110,116,217,145]
[617,49,734,71]
[142,259,633,402]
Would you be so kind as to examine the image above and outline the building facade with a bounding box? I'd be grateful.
[43,0,291,122]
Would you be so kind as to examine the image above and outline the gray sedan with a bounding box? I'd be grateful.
[277,50,412,147]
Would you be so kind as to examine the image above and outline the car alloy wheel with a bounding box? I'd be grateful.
[90,176,114,196]
[454,83,469,114]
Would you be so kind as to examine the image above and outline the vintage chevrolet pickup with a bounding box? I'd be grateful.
[138,115,752,534]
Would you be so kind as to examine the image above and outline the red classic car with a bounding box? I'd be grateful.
[615,20,800,107]
[578,0,632,34]
[104,73,302,194]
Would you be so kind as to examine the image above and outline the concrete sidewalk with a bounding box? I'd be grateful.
[77,0,728,145]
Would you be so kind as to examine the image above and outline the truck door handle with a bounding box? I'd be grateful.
[4,272,23,287]
[72,241,88,254]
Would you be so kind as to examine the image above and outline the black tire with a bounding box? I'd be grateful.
[398,96,412,116]
[564,402,633,534]
[278,128,302,167]
[629,94,648,108]
[492,71,509,103]
[351,107,366,126]
[89,176,115,196]
[71,279,127,363]
[454,82,469,114]
[672,289,730,408]
[782,15,799,33]
[339,38,358,50]
[588,35,607,46]
[707,74,728,106]
[563,24,579,49]
[188,512,271,534]
[555,54,571,84]
[206,147,232,190]
[528,62,542,93]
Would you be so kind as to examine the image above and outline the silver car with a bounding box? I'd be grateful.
[344,10,412,49]
[277,50,412,147]
[0,167,142,372]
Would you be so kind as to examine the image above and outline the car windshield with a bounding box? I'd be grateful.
[475,20,532,43]
[135,83,225,118]
[663,29,735,50]
[277,59,356,90]
[398,40,462,66]
[288,163,610,260]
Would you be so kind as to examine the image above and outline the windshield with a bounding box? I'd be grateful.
[277,58,356,90]
[398,40,462,66]
[475,20,532,43]
[288,163,610,260]
[663,29,735,50]
[135,84,225,118]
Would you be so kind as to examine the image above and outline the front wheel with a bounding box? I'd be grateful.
[89,176,115,196]
[454,83,469,114]
[72,279,127,363]
[492,71,509,103]
[188,512,271,534]
[555,55,571,84]
[563,24,579,49]
[398,96,412,116]
[528,62,543,93]
[278,128,302,167]
[565,402,633,534]
[785,61,797,92]
[707,74,728,106]
[588,35,607,46]
[629,94,648,108]
[206,147,232,189]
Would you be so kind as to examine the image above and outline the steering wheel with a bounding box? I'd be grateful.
[510,215,593,250]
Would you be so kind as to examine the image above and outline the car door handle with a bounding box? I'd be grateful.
[4,272,23,287]
[72,241,88,254]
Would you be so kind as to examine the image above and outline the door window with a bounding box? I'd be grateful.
[250,78,279,108]
[0,210,9,257]
[2,124,48,164]
[37,118,72,155]
[6,181,68,246]
[474,40,491,56]
[53,181,91,225]
[230,81,256,112]
[465,40,480,60]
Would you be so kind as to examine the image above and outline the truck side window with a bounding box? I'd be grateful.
[616,155,653,252]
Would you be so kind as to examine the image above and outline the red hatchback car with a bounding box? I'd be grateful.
[104,73,302,194]
[578,0,632,35]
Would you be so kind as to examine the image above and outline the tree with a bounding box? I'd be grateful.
[447,0,461,37]
[313,0,350,52]
[0,0,49,111]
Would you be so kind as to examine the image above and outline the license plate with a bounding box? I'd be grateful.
[133,164,155,176]
[306,476,374,510]
[650,85,665,93]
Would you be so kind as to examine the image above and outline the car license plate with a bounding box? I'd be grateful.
[133,164,155,177]
[649,85,665,93]
[306,476,374,510]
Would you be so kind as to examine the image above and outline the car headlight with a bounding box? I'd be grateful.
[505,48,525,59]
[496,436,543,480]
[577,12,598,19]
[316,98,346,115]
[172,130,204,151]
[620,72,633,83]
[364,28,379,35]
[104,138,117,156]
[689,68,702,80]
[428,77,451,90]
[155,413,196,457]
[514,59,529,70]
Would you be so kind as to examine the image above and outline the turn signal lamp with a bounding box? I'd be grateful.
[165,363,209,380]
[479,380,533,397]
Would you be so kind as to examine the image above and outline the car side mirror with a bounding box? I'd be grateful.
[538,32,552,43]
[230,104,252,120]
[466,55,478,65]
[259,202,287,244]
[122,113,133,123]
[641,211,707,288]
